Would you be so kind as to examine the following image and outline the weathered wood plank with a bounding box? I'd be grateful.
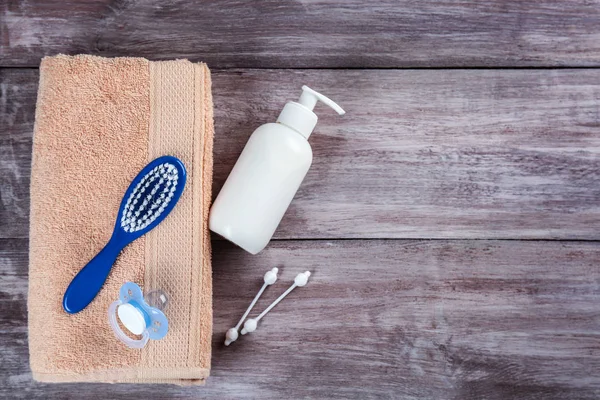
[2,68,600,240]
[0,69,32,238]
[3,1,600,68]
[2,238,600,399]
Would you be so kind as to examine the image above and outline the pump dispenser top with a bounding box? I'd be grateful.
[276,86,345,139]
[210,85,345,254]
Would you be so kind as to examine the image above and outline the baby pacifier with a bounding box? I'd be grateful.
[108,282,169,348]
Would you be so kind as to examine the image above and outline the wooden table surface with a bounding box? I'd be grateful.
[2,1,600,399]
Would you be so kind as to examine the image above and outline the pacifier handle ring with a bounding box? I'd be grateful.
[108,300,149,349]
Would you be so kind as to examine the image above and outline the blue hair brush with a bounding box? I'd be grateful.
[63,156,186,314]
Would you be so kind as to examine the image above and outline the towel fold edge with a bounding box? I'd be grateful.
[33,367,210,386]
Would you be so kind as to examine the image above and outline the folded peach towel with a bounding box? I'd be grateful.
[28,55,213,385]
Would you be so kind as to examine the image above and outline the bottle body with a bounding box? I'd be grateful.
[210,123,313,254]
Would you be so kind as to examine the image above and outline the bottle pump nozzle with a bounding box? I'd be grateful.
[298,86,346,115]
[276,85,345,139]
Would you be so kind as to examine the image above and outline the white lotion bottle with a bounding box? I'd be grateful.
[209,86,345,254]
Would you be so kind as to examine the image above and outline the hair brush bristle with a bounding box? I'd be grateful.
[120,163,179,233]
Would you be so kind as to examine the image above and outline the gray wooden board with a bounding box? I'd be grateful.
[3,4,600,396]
[1,238,599,399]
[3,0,600,68]
[2,68,600,240]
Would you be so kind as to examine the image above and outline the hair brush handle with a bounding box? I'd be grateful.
[63,237,124,314]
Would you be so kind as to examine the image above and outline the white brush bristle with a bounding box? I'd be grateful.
[121,163,179,233]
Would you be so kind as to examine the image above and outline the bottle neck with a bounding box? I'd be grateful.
[276,102,318,139]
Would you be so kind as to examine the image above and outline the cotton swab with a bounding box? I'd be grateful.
[241,271,311,335]
[224,267,279,346]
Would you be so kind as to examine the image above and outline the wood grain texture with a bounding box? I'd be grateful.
[2,1,600,398]
[2,238,600,399]
[2,68,600,240]
[0,69,32,239]
[3,0,600,68]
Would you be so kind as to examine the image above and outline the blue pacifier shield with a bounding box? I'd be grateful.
[118,282,168,340]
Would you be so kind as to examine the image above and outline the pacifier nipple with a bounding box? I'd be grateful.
[144,290,169,310]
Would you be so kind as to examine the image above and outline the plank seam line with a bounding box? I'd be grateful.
[5,66,600,71]
[3,237,600,243]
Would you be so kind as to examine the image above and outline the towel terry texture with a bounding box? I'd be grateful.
[28,55,214,385]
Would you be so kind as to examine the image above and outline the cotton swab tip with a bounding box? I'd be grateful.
[224,327,239,346]
[264,267,279,285]
[241,318,257,335]
[294,271,311,287]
